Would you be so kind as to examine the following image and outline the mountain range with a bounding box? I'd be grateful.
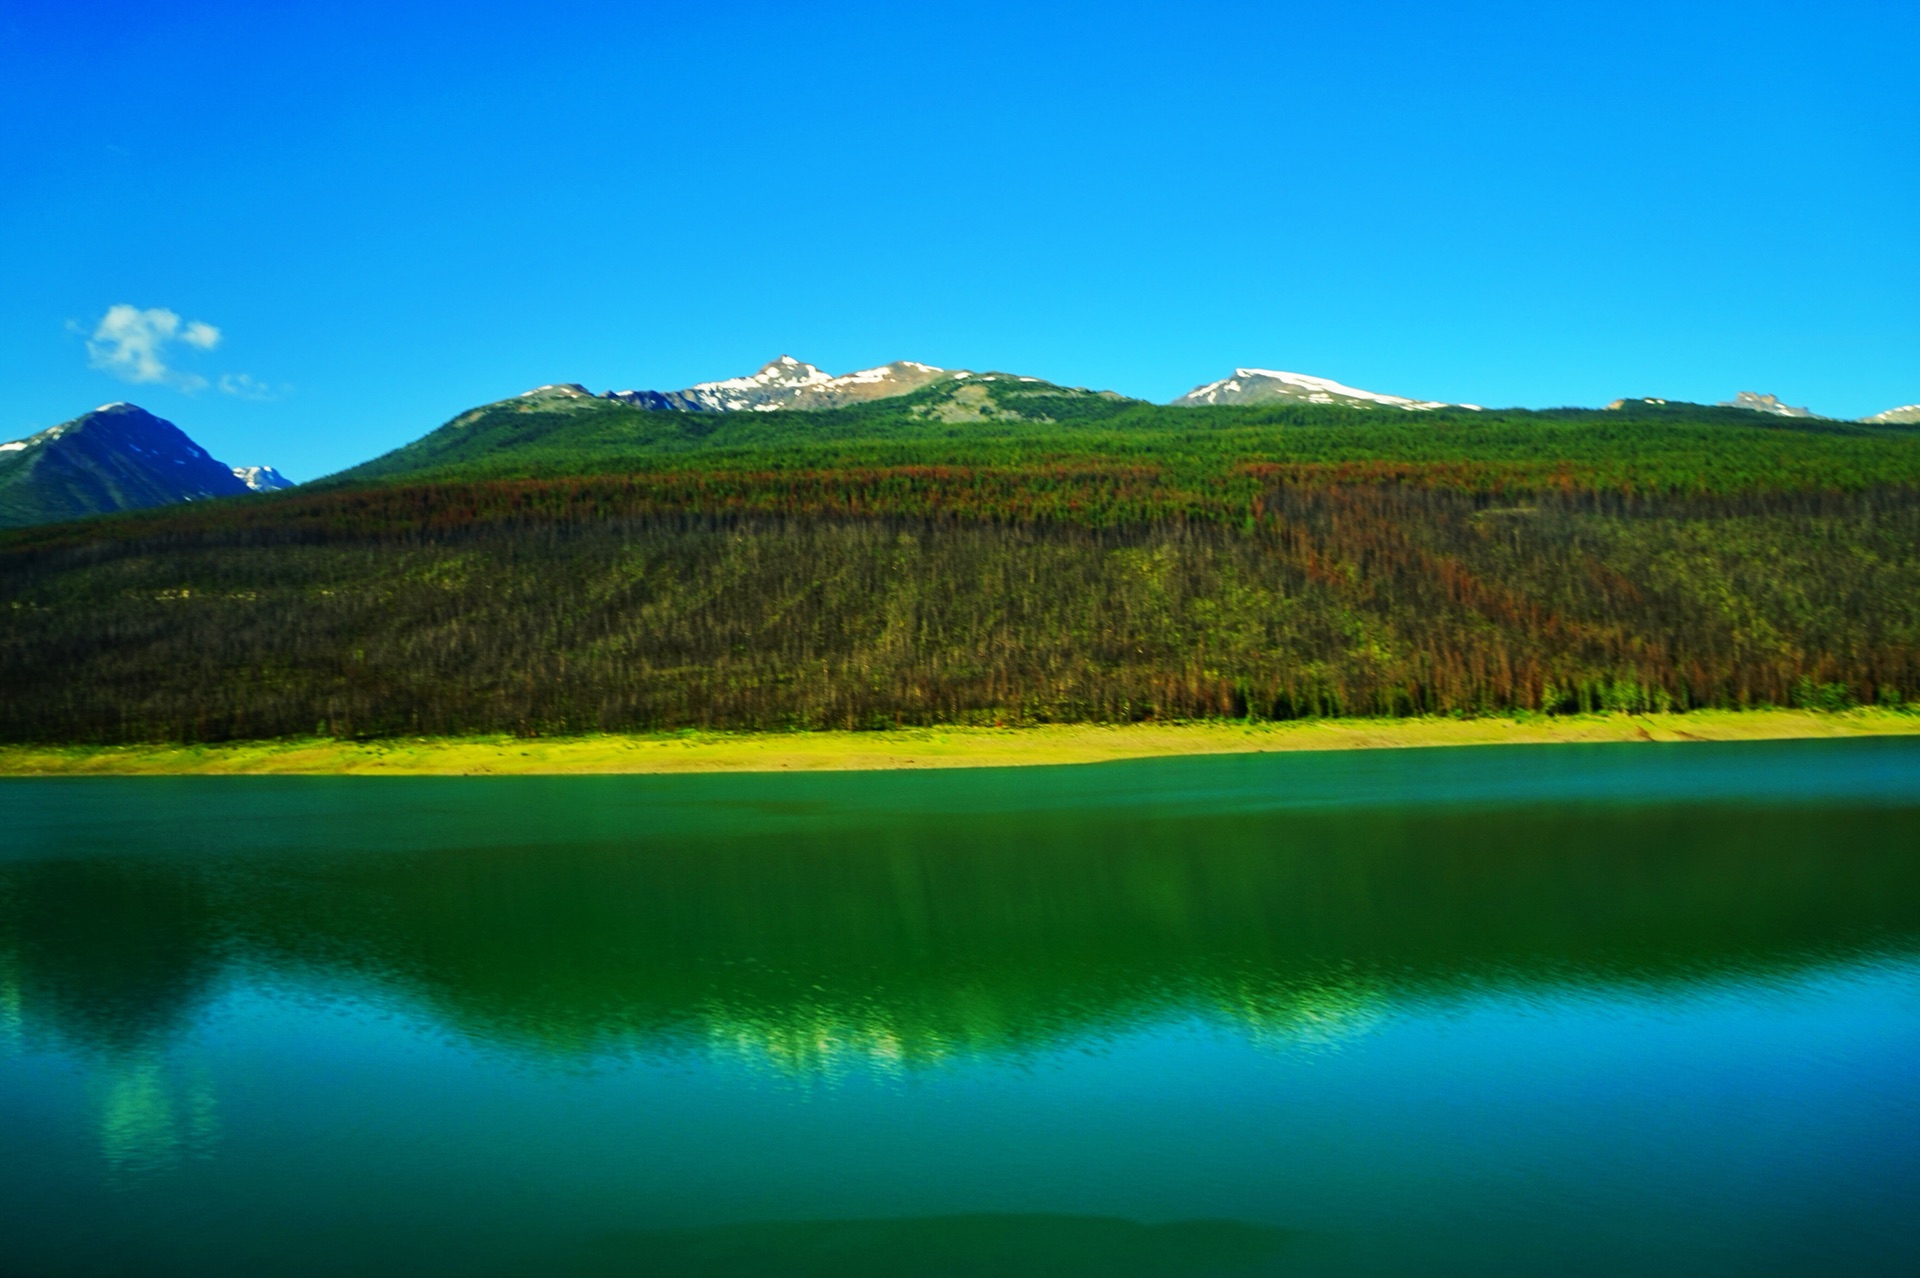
[502,357,1131,418]
[500,358,1486,416]
[3,359,1916,529]
[487,356,1909,425]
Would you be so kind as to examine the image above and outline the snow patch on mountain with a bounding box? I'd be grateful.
[671,355,838,411]
[668,356,949,412]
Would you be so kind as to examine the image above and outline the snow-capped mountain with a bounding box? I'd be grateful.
[0,403,259,529]
[526,358,1501,419]
[1720,392,1819,419]
[493,358,1912,426]
[1169,369,1482,412]
[600,356,952,413]
[233,465,294,492]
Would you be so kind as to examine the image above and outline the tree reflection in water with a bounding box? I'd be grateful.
[5,758,1918,1073]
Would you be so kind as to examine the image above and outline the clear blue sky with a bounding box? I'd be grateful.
[3,0,1915,479]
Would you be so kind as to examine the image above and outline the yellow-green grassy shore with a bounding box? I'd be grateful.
[2,709,1917,776]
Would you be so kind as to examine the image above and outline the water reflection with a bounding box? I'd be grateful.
[3,744,1920,1278]
[4,750,1918,1075]
[96,1056,220,1177]
[0,956,21,1051]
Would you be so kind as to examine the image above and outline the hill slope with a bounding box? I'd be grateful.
[3,484,1916,741]
[5,394,1920,742]
[332,367,1143,485]
[0,404,254,529]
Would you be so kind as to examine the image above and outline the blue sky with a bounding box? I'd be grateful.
[2,0,1915,480]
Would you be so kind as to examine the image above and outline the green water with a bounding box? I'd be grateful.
[3,739,1919,1276]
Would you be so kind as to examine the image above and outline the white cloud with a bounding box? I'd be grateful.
[84,304,222,390]
[181,320,222,350]
[218,372,285,401]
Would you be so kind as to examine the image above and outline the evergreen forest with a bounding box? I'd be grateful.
[4,396,1918,743]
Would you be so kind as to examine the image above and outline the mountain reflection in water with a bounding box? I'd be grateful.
[4,741,1919,1068]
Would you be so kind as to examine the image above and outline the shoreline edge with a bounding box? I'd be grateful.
[3,709,1919,777]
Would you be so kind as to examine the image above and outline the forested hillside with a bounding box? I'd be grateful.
[331,380,1910,490]
[3,400,1917,742]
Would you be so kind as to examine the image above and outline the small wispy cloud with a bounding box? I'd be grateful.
[218,372,286,401]
[83,304,222,391]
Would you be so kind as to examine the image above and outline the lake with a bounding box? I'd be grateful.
[3,738,1918,1277]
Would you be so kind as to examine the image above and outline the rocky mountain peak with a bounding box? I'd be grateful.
[232,465,293,492]
[1860,403,1920,426]
[1720,392,1818,419]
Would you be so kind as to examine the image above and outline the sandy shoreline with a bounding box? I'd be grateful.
[2,710,1917,776]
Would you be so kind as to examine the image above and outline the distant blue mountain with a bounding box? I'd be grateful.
[0,403,285,529]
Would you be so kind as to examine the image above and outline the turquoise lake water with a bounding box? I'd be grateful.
[3,738,1919,1276]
